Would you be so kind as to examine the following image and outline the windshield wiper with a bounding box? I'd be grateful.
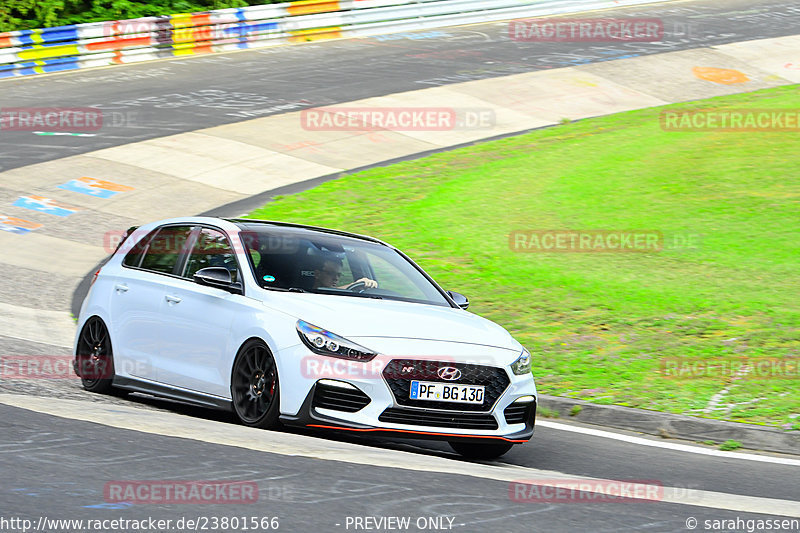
[315,290,382,300]
[271,286,382,299]
[260,286,307,293]
[347,293,383,299]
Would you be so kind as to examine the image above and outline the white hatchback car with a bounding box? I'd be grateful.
[74,217,537,458]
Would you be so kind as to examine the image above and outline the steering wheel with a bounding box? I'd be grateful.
[347,280,368,293]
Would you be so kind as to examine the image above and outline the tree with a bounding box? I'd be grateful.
[1,0,275,32]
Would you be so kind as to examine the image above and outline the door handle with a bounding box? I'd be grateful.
[114,284,129,293]
[165,295,182,304]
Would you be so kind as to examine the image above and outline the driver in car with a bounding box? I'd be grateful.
[313,256,378,290]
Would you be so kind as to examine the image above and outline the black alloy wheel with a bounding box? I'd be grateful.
[231,339,281,429]
[75,317,115,394]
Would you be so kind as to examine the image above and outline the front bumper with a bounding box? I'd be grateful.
[279,374,537,444]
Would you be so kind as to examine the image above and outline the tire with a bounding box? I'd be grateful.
[449,441,514,460]
[231,339,281,429]
[75,317,116,394]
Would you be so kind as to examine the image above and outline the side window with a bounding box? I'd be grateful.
[139,226,193,275]
[123,229,157,268]
[183,228,239,282]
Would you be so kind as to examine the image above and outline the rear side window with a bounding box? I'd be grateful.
[183,228,239,282]
[139,226,194,275]
[122,228,155,268]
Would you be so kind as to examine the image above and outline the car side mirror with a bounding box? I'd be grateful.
[447,291,469,310]
[193,267,243,295]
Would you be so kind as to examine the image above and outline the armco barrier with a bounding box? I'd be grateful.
[0,0,668,79]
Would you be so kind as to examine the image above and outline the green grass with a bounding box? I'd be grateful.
[719,440,743,451]
[537,407,560,419]
[248,85,800,428]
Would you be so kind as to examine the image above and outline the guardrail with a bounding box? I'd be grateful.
[0,0,666,79]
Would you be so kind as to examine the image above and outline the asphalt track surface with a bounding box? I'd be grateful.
[0,0,799,172]
[1,0,800,531]
[0,403,785,533]
[3,398,800,532]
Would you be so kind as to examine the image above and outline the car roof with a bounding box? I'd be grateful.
[127,217,392,248]
[223,217,391,247]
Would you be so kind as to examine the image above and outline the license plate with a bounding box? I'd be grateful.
[409,381,485,404]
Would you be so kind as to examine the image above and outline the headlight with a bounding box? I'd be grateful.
[511,348,532,375]
[296,320,377,362]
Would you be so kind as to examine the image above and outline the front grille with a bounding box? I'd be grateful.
[379,407,498,430]
[383,359,510,412]
[504,402,535,425]
[312,383,371,413]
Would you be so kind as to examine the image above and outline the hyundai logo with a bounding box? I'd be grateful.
[437,367,462,381]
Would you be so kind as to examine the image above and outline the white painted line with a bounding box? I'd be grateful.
[0,394,798,518]
[32,132,97,137]
[537,420,800,466]
[0,302,76,348]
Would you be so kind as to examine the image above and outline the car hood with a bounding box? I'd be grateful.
[261,291,520,351]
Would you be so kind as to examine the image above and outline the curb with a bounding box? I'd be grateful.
[538,394,800,456]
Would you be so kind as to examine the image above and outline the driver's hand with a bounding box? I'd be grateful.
[352,277,378,289]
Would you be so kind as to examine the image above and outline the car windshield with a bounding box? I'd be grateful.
[237,225,451,307]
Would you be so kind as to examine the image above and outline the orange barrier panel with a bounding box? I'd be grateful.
[288,0,341,16]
